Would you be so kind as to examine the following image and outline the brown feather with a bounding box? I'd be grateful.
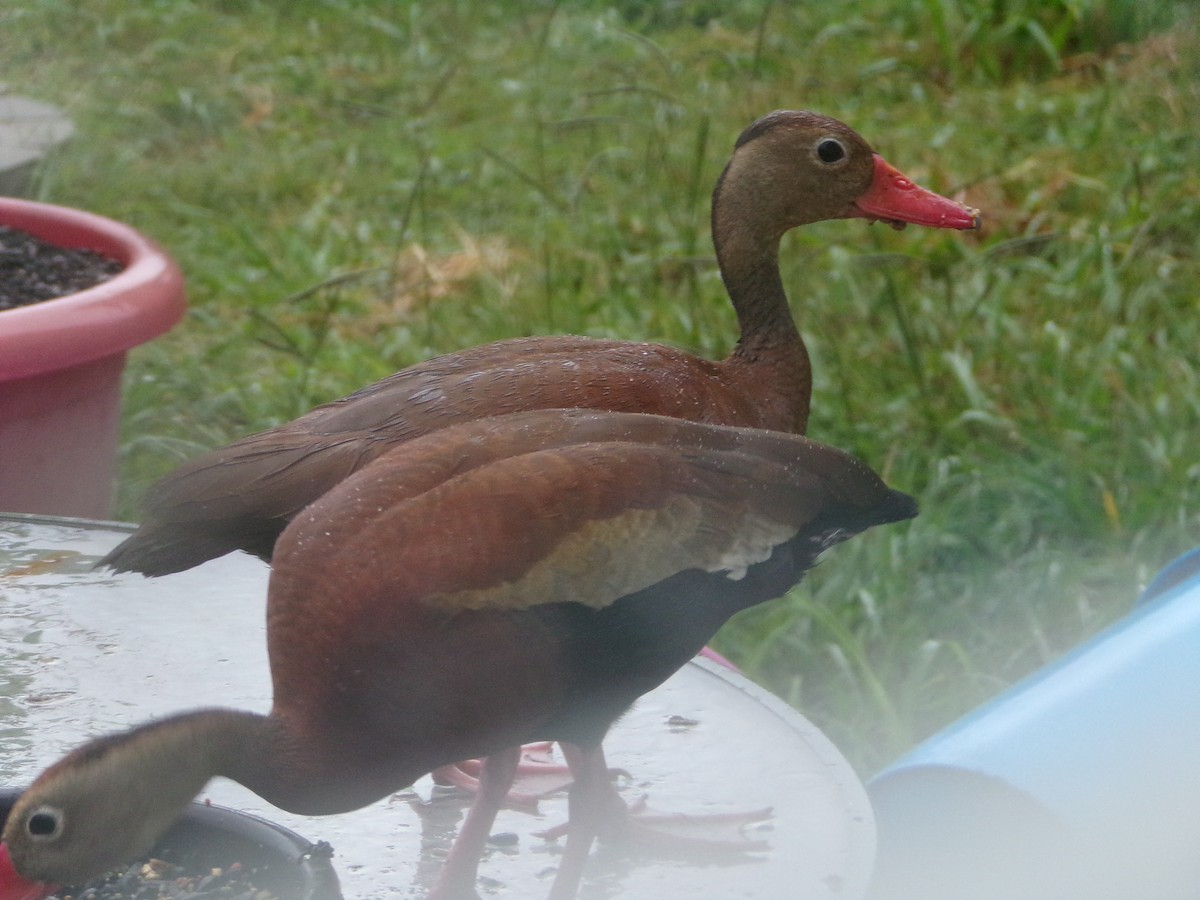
[99,111,972,577]
[4,409,918,896]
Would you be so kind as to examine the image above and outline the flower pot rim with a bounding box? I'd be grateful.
[0,197,186,382]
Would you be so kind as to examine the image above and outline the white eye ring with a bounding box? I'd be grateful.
[815,137,848,165]
[25,805,64,842]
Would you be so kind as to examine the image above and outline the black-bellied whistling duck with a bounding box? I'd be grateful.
[6,409,918,900]
[98,110,974,578]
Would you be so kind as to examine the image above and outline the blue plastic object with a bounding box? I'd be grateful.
[868,549,1200,900]
[1137,545,1200,606]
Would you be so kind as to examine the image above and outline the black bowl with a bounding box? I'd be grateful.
[0,788,342,900]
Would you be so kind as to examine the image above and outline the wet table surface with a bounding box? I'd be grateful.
[0,514,874,899]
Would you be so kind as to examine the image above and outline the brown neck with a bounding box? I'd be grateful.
[711,170,811,433]
[218,709,435,816]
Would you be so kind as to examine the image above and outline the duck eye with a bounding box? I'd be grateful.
[816,138,846,164]
[26,806,64,841]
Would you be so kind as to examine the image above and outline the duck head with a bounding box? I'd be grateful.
[715,109,979,244]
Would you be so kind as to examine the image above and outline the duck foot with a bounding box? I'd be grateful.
[696,644,741,672]
[433,742,627,810]
[536,793,772,854]
[533,743,772,900]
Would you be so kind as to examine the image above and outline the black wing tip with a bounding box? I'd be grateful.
[92,532,201,578]
[94,543,136,574]
[882,489,919,524]
[93,524,275,578]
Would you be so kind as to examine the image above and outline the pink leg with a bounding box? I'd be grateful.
[427,745,521,900]
[546,743,616,900]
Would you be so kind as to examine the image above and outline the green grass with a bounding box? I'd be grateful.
[4,0,1198,773]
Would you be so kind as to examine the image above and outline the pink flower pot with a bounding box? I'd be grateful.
[0,197,186,518]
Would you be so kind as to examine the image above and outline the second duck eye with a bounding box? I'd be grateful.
[26,806,64,841]
[816,138,847,164]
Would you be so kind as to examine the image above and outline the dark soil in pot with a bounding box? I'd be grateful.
[0,225,121,310]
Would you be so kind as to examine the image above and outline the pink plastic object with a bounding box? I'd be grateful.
[0,197,186,518]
